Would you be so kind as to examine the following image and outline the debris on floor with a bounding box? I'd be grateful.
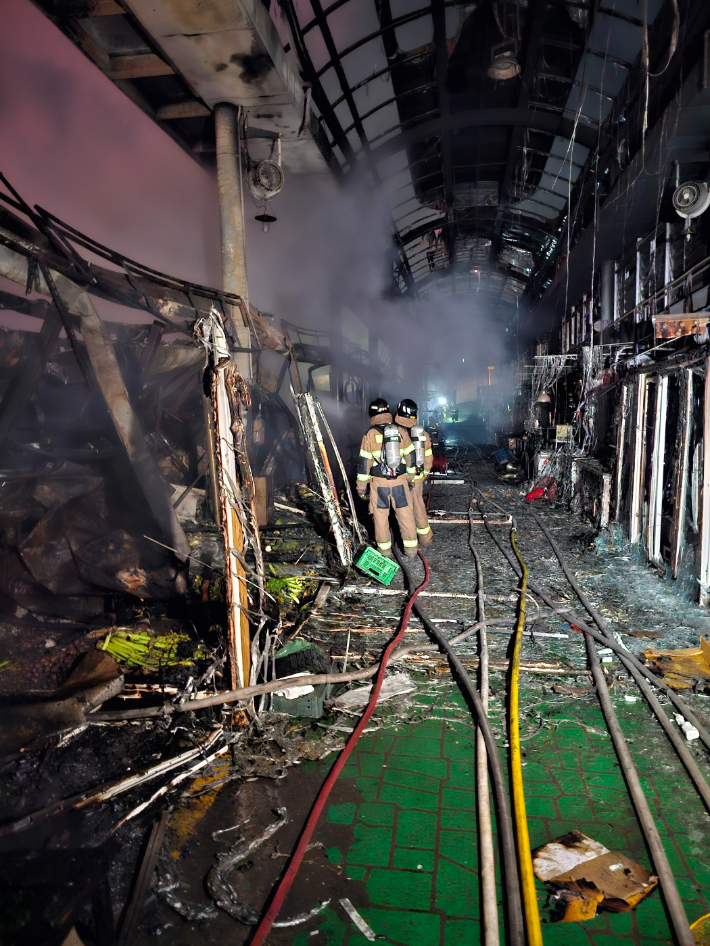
[643,636,710,690]
[533,831,659,922]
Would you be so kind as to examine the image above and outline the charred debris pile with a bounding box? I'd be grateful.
[0,179,402,942]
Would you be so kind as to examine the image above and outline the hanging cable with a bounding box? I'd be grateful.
[248,550,431,946]
[508,527,544,946]
[395,550,525,946]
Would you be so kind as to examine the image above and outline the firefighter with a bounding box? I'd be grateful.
[395,399,433,546]
[356,398,419,558]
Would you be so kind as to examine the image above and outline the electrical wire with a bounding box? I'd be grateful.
[248,550,431,946]
[508,527,544,946]
[394,549,525,946]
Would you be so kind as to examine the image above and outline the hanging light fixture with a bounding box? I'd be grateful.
[255,209,277,233]
[487,40,520,80]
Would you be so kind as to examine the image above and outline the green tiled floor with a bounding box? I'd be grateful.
[294,685,710,946]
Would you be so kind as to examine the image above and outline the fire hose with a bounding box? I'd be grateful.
[394,549,525,946]
[248,550,431,946]
[509,527,544,946]
[475,489,696,945]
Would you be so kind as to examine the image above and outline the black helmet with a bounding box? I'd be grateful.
[368,397,390,417]
[397,398,418,420]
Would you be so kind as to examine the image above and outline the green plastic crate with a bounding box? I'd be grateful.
[355,546,400,586]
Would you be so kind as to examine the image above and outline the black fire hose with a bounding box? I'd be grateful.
[394,549,525,946]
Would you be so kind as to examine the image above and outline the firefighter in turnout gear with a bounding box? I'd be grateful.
[356,398,419,558]
[395,399,433,546]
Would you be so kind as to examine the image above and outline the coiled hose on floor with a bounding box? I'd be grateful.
[248,550,431,946]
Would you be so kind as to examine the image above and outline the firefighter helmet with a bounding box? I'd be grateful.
[368,397,390,417]
[397,398,418,420]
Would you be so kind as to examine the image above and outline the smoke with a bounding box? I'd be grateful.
[244,173,516,404]
[0,0,519,417]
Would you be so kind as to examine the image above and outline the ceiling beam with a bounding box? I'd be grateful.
[431,0,454,265]
[360,107,599,169]
[109,53,174,79]
[498,0,549,213]
[156,101,210,120]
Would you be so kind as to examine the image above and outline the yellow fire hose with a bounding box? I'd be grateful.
[509,527,544,946]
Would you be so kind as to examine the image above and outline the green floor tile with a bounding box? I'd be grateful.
[442,736,475,761]
[396,810,438,848]
[383,766,440,794]
[380,784,440,811]
[408,719,444,737]
[346,823,393,867]
[435,859,479,918]
[442,787,475,810]
[444,918,481,945]
[327,802,356,824]
[358,753,386,777]
[346,866,367,881]
[390,736,441,758]
[360,908,441,946]
[386,756,448,779]
[448,761,476,790]
[439,829,478,870]
[393,848,435,871]
[355,777,380,801]
[366,868,432,909]
[358,802,395,826]
[557,794,596,821]
[524,794,558,818]
[539,921,593,945]
[440,808,477,831]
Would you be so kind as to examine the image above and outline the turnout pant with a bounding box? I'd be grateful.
[410,479,432,546]
[368,475,419,557]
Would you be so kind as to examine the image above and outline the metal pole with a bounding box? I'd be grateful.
[214,102,252,382]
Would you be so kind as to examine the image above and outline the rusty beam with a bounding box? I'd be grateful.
[109,54,174,79]
[156,101,210,120]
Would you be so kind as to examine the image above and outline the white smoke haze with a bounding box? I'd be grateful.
[1,0,520,432]
[245,174,517,409]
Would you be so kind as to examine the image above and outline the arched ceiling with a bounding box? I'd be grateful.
[280,0,663,317]
[32,0,669,323]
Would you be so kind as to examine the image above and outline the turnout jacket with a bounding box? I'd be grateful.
[357,412,416,485]
[395,413,433,482]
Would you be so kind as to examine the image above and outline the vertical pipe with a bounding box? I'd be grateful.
[213,106,253,685]
[672,370,693,578]
[700,358,710,605]
[600,259,615,340]
[214,102,252,382]
[614,383,628,522]
[630,374,648,543]
[648,375,667,564]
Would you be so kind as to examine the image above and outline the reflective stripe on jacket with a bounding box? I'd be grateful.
[357,412,415,482]
[395,413,433,481]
